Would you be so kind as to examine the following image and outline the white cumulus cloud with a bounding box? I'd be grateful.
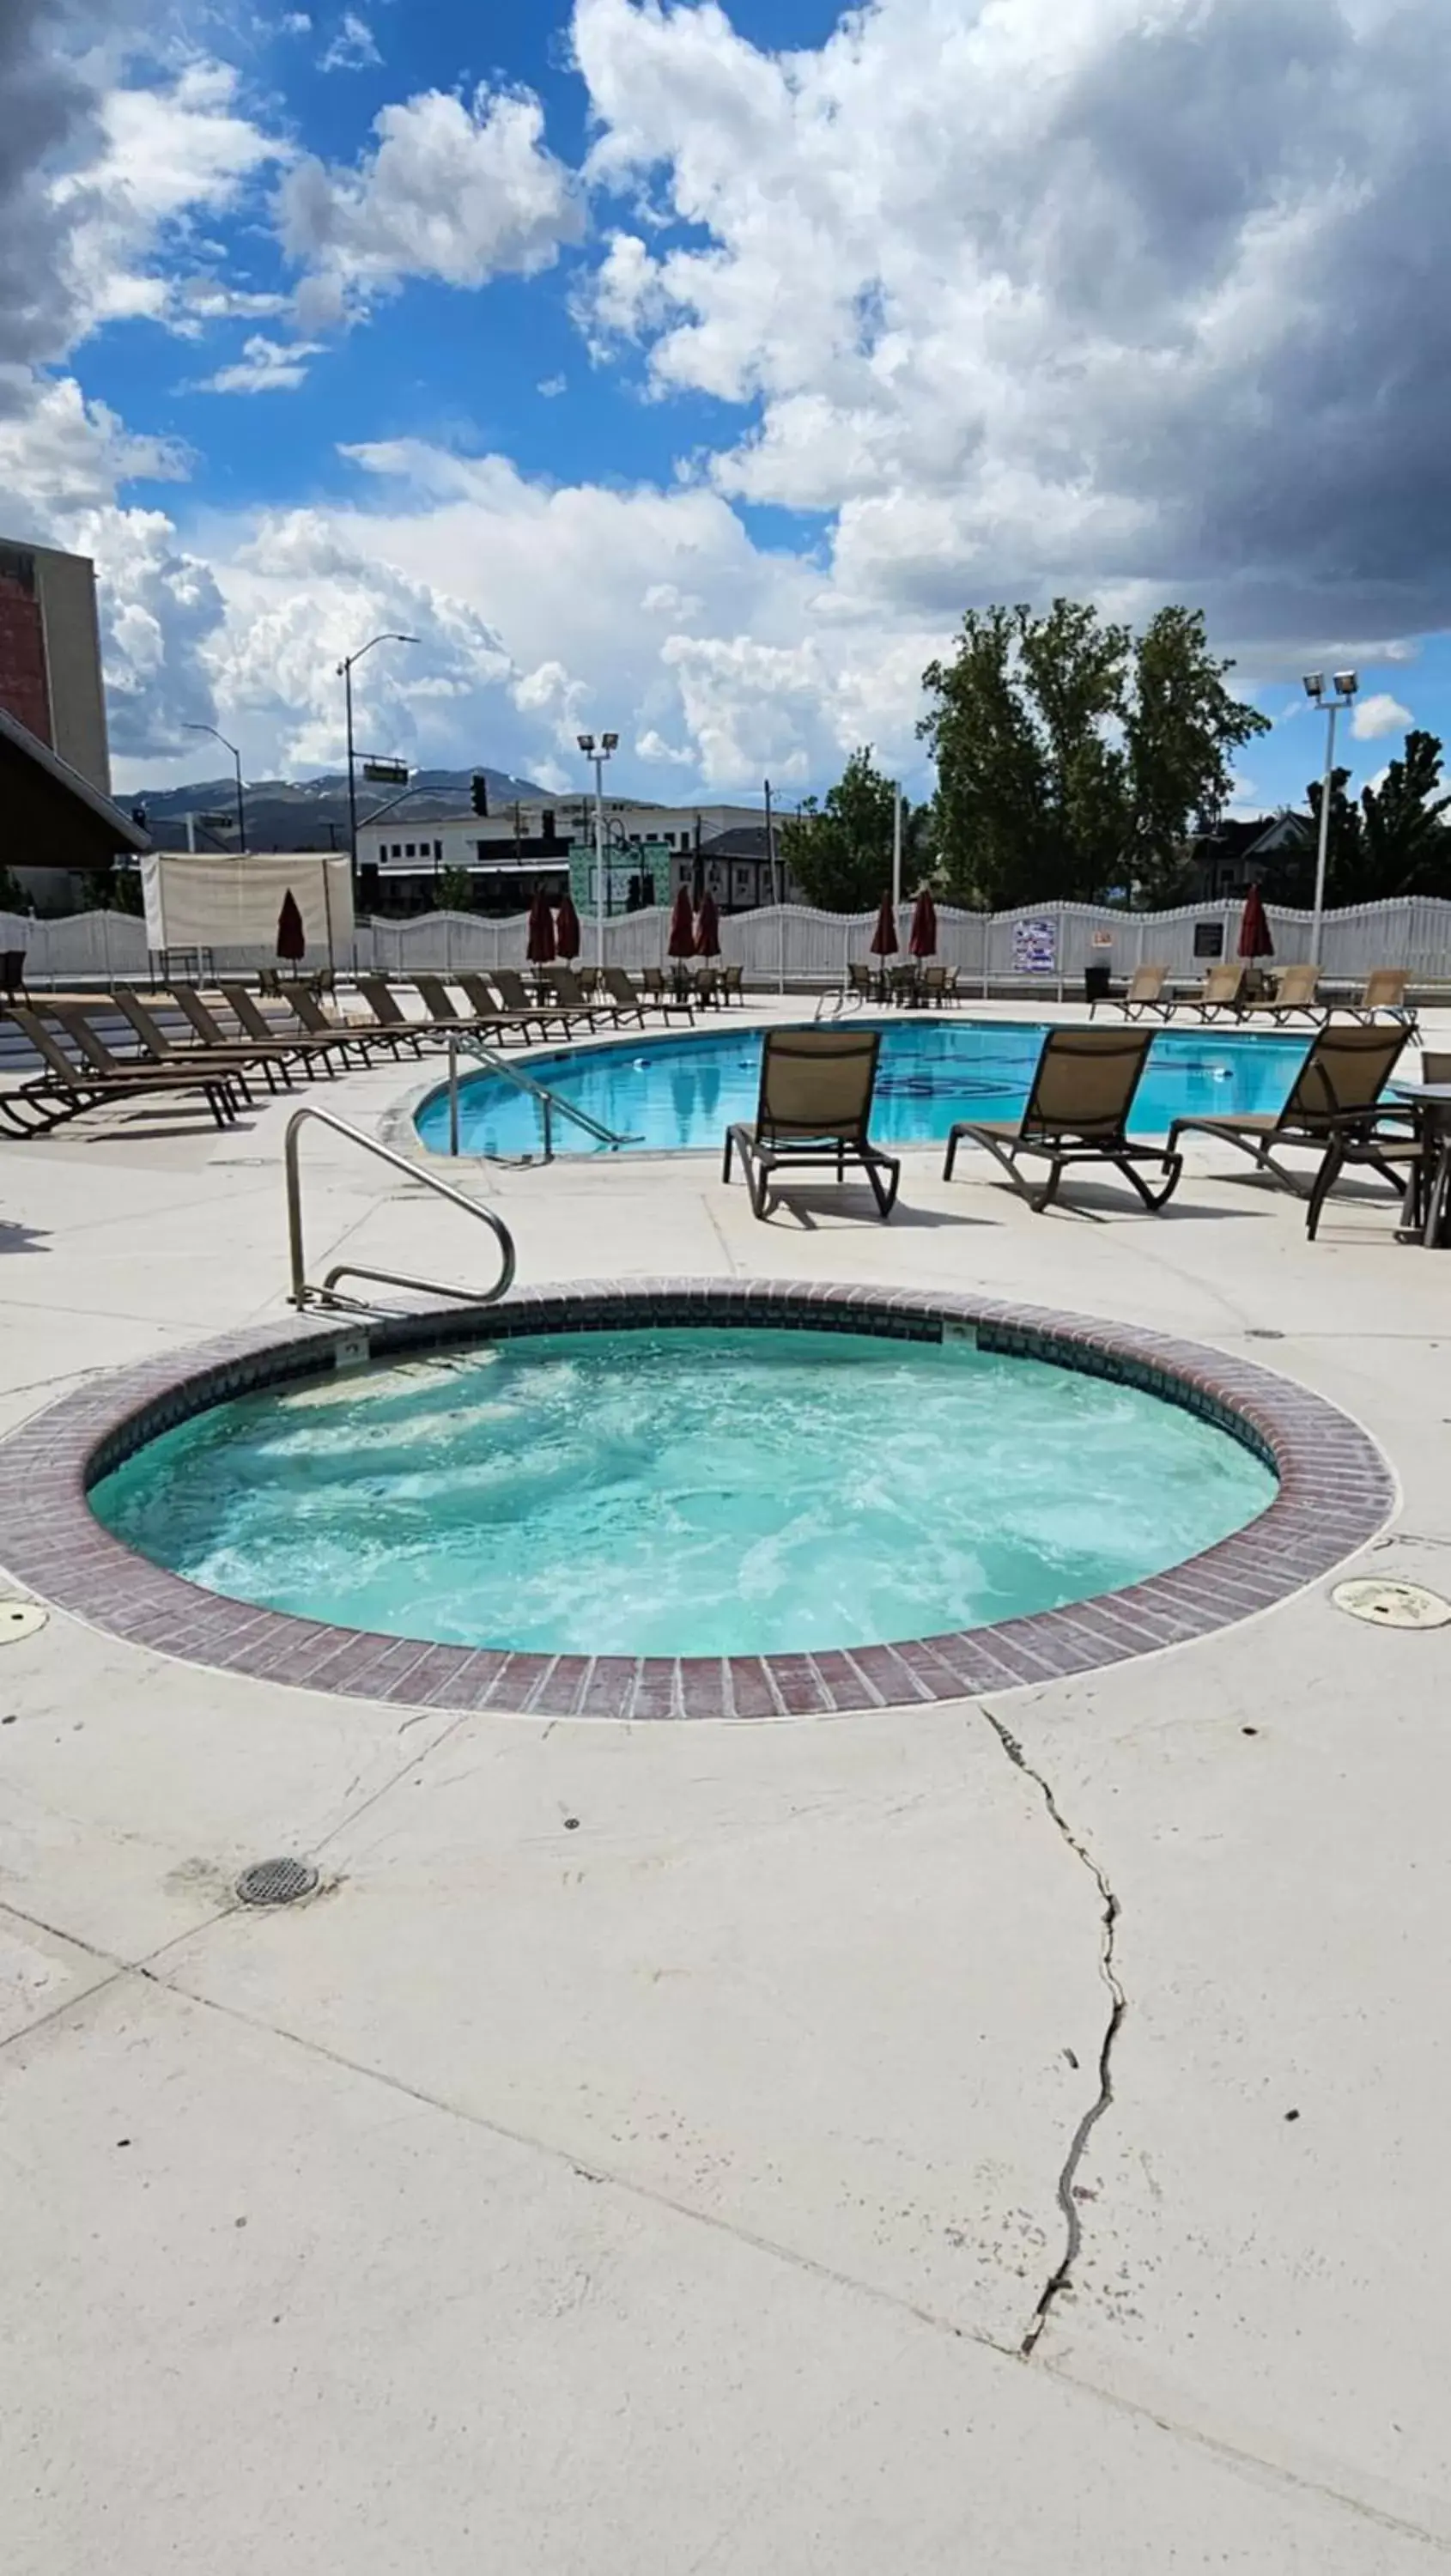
[319,14,380,75]
[197,332,321,394]
[277,83,582,330]
[1352,691,1412,740]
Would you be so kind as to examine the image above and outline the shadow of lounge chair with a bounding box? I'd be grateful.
[1169,1020,1412,1199]
[724,1026,902,1218]
[943,1026,1181,1213]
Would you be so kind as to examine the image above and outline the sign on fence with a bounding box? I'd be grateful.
[1012,917,1057,973]
[1193,920,1226,960]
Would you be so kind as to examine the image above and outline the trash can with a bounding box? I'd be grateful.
[1084,962,1113,1008]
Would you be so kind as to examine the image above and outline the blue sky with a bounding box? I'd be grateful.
[4,0,1450,814]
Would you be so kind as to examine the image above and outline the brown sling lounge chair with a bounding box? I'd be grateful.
[724,1027,902,1218]
[1256,963,1322,1023]
[1345,969,1414,1025]
[1118,964,1172,1021]
[1192,963,1247,1020]
[943,1026,1181,1213]
[108,987,295,1090]
[0,1007,242,1134]
[1168,1020,1412,1198]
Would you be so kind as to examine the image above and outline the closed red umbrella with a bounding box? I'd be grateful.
[276,889,306,965]
[695,890,721,958]
[908,887,938,959]
[869,891,898,957]
[1237,884,1273,959]
[526,890,556,965]
[555,890,581,961]
[667,886,695,960]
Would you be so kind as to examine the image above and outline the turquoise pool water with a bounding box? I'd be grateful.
[90,1328,1276,1657]
[415,1019,1309,1161]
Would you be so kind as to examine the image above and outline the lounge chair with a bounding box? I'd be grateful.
[349,975,438,1056]
[487,968,598,1039]
[1168,1020,1412,1198]
[1345,969,1415,1025]
[943,1027,1181,1213]
[1253,963,1322,1023]
[1117,964,1171,1022]
[216,983,356,1076]
[721,963,745,1005]
[173,982,355,1078]
[601,965,694,1025]
[1190,963,1247,1020]
[0,1006,242,1134]
[547,968,620,1028]
[1304,1048,1451,1240]
[40,999,266,1109]
[723,1027,902,1218]
[279,981,387,1064]
[103,988,296,1093]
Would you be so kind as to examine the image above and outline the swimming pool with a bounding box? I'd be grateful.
[90,1320,1276,1661]
[414,1019,1308,1160]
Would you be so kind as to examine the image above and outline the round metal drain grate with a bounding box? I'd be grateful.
[234,1856,319,1907]
[0,1599,47,1643]
[1332,1579,1451,1631]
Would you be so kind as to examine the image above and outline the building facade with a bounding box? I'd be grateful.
[355,799,778,912]
[0,538,111,796]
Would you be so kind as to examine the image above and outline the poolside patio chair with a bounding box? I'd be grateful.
[1254,963,1323,1024]
[0,1006,242,1134]
[723,1027,901,1218]
[174,981,357,1077]
[217,983,353,1077]
[601,965,695,1025]
[548,968,622,1028]
[1303,1048,1451,1240]
[1,951,27,1005]
[105,987,297,1093]
[1118,963,1172,1022]
[942,1026,1181,1213]
[1168,1020,1412,1199]
[722,963,745,1005]
[1191,963,1247,1020]
[40,999,267,1109]
[488,967,599,1040]
[351,975,437,1056]
[1345,969,1415,1025]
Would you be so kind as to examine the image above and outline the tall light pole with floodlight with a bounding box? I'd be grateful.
[577,730,619,964]
[1303,670,1358,964]
[338,633,417,892]
[183,722,246,851]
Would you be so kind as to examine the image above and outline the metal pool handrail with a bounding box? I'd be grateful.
[284,1103,516,1310]
[445,1035,642,1162]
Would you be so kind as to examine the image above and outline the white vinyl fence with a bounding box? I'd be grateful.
[6,895,1451,989]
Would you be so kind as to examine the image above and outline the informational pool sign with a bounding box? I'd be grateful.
[1012,916,1057,973]
[1193,920,1226,959]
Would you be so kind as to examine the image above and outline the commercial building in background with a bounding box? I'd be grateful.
[355,797,792,914]
[0,538,111,794]
[0,536,147,907]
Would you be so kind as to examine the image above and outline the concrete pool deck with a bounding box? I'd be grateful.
[2,997,1450,2570]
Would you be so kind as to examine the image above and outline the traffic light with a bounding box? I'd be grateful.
[471,774,489,817]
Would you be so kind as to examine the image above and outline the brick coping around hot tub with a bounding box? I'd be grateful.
[0,1280,1397,1721]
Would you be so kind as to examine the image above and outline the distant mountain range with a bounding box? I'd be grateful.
[128,766,549,854]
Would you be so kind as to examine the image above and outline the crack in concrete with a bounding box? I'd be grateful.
[975,1703,1126,2360]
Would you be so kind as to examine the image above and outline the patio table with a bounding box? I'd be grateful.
[1387,1082,1451,1246]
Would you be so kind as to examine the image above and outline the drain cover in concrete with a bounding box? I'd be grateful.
[235,1857,319,1907]
[0,1600,47,1643]
[1332,1579,1451,1631]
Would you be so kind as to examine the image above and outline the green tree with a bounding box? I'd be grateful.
[1125,607,1272,908]
[779,747,924,910]
[436,866,473,911]
[920,598,1268,908]
[81,863,143,915]
[1343,731,1451,901]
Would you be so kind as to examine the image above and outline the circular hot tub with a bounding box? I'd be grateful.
[0,1285,1396,1718]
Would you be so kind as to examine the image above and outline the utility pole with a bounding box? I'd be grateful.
[576,732,618,965]
[337,631,417,897]
[183,723,247,851]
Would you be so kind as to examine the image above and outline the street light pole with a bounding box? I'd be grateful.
[183,722,246,851]
[337,632,418,896]
[1303,671,1359,965]
[577,731,618,966]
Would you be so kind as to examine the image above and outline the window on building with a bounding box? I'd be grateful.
[542,810,555,840]
[404,843,416,859]
[434,840,443,860]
